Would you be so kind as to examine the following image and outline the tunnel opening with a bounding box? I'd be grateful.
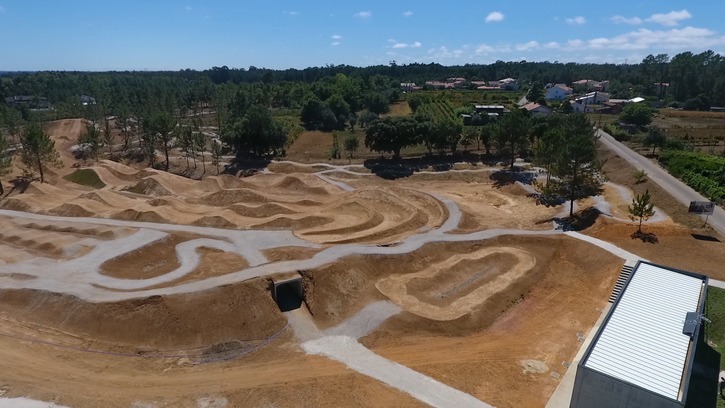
[273,279,303,312]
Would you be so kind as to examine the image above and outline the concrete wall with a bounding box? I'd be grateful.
[570,366,683,408]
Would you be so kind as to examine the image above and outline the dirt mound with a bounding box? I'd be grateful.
[132,177,175,197]
[228,203,295,218]
[252,215,333,230]
[0,198,34,212]
[96,160,140,178]
[112,209,166,223]
[202,189,269,206]
[46,203,95,218]
[194,176,255,193]
[20,222,117,239]
[78,192,116,206]
[147,198,174,207]
[0,278,286,350]
[191,215,237,229]
[304,235,619,335]
[273,175,330,195]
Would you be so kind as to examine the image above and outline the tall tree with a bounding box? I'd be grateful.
[533,127,563,186]
[102,119,114,159]
[0,131,12,195]
[643,125,667,156]
[628,190,655,233]
[79,123,102,163]
[144,112,176,171]
[551,114,602,216]
[343,134,359,159]
[364,117,421,160]
[493,108,531,172]
[527,81,545,104]
[20,122,62,183]
[223,105,287,157]
[211,139,224,175]
[619,103,654,127]
[194,132,207,175]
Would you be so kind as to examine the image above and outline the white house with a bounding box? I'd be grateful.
[574,91,609,106]
[522,102,553,117]
[570,100,597,113]
[488,77,519,90]
[545,84,573,100]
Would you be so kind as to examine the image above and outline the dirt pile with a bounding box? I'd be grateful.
[304,234,620,337]
[0,278,285,351]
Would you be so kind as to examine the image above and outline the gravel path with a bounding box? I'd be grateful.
[598,128,725,235]
[303,336,492,408]
[286,301,491,408]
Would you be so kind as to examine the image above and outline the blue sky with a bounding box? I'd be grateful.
[0,1,724,71]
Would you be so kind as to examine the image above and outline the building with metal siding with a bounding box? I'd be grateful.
[570,261,708,408]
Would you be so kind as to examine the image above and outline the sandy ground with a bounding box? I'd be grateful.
[0,124,722,407]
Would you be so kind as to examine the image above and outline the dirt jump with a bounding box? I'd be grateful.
[1,124,723,407]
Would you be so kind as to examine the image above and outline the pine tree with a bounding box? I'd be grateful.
[0,131,13,195]
[628,190,656,233]
[20,122,62,183]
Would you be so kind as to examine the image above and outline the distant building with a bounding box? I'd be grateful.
[570,261,711,408]
[460,114,472,126]
[545,84,573,100]
[572,79,606,91]
[4,95,50,109]
[522,102,553,117]
[494,77,519,91]
[473,104,508,116]
[423,77,467,90]
[400,83,421,92]
[80,95,97,106]
[575,91,610,106]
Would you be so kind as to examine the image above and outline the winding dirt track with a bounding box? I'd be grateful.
[0,158,659,408]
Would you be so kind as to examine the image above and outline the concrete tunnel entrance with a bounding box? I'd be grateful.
[272,273,304,312]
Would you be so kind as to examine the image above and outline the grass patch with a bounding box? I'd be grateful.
[707,286,725,365]
[706,286,725,407]
[63,169,106,189]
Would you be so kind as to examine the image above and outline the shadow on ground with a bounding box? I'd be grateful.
[489,169,536,188]
[546,207,602,232]
[692,234,721,243]
[630,230,659,244]
[362,153,495,180]
[685,332,720,408]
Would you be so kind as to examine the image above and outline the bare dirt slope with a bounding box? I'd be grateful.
[1,140,721,407]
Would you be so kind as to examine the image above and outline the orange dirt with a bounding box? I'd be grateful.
[1,127,723,407]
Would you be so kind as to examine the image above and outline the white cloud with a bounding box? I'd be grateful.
[611,15,642,25]
[427,46,464,59]
[516,41,540,51]
[392,41,422,49]
[485,11,504,23]
[331,42,341,46]
[646,9,691,26]
[354,10,372,19]
[565,16,586,25]
[563,26,725,51]
[475,44,495,54]
[331,34,343,40]
[283,10,299,16]
[403,11,413,17]
[543,42,560,49]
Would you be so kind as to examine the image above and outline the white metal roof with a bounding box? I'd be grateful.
[584,263,705,401]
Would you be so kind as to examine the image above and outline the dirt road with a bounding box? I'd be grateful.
[597,128,725,235]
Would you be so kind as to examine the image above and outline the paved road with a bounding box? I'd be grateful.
[597,128,725,236]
